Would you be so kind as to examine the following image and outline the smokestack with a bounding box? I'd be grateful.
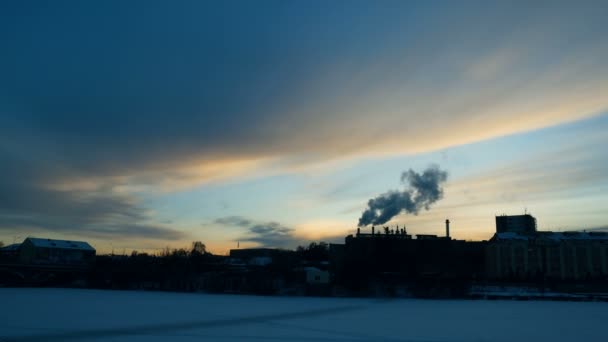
[445,219,450,239]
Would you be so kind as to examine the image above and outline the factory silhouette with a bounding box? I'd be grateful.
[2,213,608,299]
[332,213,608,298]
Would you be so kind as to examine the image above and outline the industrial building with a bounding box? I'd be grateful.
[486,215,608,280]
[330,220,485,296]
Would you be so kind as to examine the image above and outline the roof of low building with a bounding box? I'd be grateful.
[0,243,21,251]
[25,237,95,251]
[494,231,608,242]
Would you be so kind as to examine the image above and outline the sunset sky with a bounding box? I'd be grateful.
[1,1,607,254]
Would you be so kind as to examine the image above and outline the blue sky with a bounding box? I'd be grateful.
[1,1,607,253]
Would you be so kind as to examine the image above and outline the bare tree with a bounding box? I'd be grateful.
[191,241,206,255]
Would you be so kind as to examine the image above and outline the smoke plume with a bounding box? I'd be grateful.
[358,165,448,227]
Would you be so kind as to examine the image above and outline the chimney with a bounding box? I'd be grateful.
[445,219,450,239]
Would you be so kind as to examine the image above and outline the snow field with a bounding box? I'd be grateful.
[1,288,607,341]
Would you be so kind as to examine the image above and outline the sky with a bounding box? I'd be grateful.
[1,1,607,254]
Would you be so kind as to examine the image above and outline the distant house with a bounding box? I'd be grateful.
[19,237,96,266]
[303,267,330,285]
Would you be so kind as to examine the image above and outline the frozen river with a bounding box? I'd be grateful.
[1,288,606,341]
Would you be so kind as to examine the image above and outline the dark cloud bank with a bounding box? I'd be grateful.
[215,216,299,248]
[0,152,184,241]
[358,165,448,227]
[1,3,410,240]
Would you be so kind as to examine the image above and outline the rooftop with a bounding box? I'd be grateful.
[25,237,95,251]
[494,231,608,242]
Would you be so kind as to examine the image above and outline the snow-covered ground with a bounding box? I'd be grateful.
[1,288,607,341]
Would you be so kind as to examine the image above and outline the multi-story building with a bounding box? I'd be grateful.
[486,216,608,280]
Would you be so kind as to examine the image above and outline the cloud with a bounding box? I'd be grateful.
[388,125,608,239]
[81,224,185,241]
[1,2,608,244]
[214,216,350,248]
[214,216,254,228]
[215,216,299,248]
[3,215,185,241]
[0,151,184,241]
[245,223,298,248]
[445,141,608,208]
[1,2,607,191]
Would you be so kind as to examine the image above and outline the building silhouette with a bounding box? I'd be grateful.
[19,237,96,266]
[486,215,608,280]
[495,214,537,234]
[330,220,485,296]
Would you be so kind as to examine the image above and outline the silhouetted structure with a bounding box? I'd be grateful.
[0,237,96,287]
[331,223,485,297]
[303,266,330,285]
[495,214,537,234]
[229,248,293,266]
[19,237,95,266]
[0,243,21,260]
[486,231,608,280]
[4,214,607,299]
[486,216,608,282]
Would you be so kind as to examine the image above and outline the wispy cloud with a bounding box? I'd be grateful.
[244,223,297,248]
[214,216,254,228]
[1,2,607,191]
[214,216,299,248]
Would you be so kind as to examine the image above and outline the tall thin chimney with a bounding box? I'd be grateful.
[445,219,450,239]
